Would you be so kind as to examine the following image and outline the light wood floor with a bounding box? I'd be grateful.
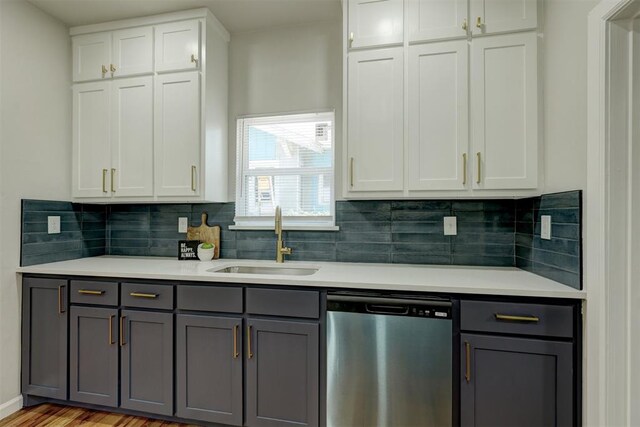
[0,404,199,426]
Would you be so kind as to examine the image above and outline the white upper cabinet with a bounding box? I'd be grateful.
[408,0,469,43]
[154,20,201,73]
[348,0,403,49]
[111,27,154,77]
[111,77,154,197]
[408,41,468,191]
[70,9,230,202]
[470,0,537,35]
[471,32,538,189]
[72,32,111,82]
[347,48,404,192]
[72,82,111,198]
[154,72,201,197]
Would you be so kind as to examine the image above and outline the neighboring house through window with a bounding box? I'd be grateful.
[234,111,336,230]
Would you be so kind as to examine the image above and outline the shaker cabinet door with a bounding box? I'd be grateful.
[120,310,173,416]
[112,27,154,77]
[246,319,319,427]
[408,0,468,42]
[154,20,201,73]
[347,47,404,193]
[471,32,538,190]
[22,277,68,400]
[154,72,201,197]
[470,0,537,36]
[176,315,243,425]
[69,306,119,407]
[348,0,403,48]
[72,81,111,198]
[408,40,468,191]
[72,32,111,82]
[111,76,153,197]
[461,333,573,427]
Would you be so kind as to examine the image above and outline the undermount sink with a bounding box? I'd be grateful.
[208,265,319,276]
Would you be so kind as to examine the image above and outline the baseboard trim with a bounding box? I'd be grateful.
[0,395,23,420]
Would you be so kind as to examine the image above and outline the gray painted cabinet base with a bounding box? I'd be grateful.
[70,306,119,407]
[246,318,319,427]
[461,333,573,427]
[176,314,243,425]
[120,310,173,416]
[22,277,68,400]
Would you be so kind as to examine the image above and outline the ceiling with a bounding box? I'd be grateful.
[27,0,342,33]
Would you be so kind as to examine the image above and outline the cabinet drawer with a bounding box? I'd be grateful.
[70,280,118,306]
[246,288,319,319]
[461,300,574,338]
[121,283,174,310]
[177,285,243,313]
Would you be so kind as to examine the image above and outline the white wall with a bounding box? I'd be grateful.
[228,21,342,201]
[543,0,598,192]
[0,0,71,415]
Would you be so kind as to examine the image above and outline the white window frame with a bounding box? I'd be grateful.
[232,110,338,231]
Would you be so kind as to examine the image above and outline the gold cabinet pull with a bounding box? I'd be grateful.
[247,325,253,359]
[462,153,467,185]
[111,168,116,192]
[350,157,354,187]
[349,32,354,46]
[476,16,483,28]
[101,64,108,75]
[233,325,240,359]
[495,313,540,323]
[191,54,198,65]
[78,289,105,295]
[465,341,471,383]
[191,165,197,191]
[462,19,468,31]
[119,316,126,346]
[102,169,108,193]
[58,285,65,314]
[109,315,115,345]
[129,292,158,299]
[110,64,116,73]
[476,152,481,184]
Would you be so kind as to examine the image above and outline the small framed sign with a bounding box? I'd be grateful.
[178,240,200,260]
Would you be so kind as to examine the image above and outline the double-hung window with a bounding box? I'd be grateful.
[234,111,336,229]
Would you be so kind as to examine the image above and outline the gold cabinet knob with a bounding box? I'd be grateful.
[191,54,198,65]
[110,64,116,73]
[476,16,483,28]
[101,65,108,75]
[462,19,468,31]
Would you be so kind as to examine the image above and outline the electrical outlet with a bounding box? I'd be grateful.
[48,216,61,234]
[444,216,457,236]
[178,217,188,233]
[541,215,552,240]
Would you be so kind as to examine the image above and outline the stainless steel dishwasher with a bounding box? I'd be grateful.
[327,292,452,427]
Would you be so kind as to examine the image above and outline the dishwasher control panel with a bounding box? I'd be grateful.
[327,292,452,319]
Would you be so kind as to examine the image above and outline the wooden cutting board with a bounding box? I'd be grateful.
[187,212,221,259]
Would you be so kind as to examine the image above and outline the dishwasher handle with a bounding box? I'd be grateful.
[328,294,452,308]
[365,304,410,315]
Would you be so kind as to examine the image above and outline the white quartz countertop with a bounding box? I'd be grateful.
[16,256,586,299]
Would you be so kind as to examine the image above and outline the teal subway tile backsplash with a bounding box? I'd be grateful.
[21,191,582,289]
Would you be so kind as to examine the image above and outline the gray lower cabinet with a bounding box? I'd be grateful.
[176,314,243,425]
[120,310,173,416]
[246,318,319,427]
[22,277,68,400]
[461,333,573,427]
[69,306,119,407]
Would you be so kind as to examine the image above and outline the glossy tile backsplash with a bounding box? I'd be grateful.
[21,191,582,289]
[515,191,582,289]
[21,200,106,266]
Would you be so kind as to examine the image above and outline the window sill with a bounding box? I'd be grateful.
[229,225,340,232]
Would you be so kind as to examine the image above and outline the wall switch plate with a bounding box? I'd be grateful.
[444,216,457,236]
[178,217,189,233]
[47,216,61,234]
[541,215,552,240]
